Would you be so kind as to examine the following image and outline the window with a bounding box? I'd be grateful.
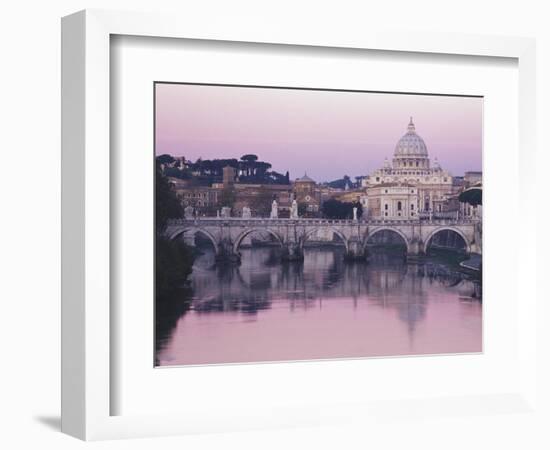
[384,204,388,210]
[376,177,380,182]
[397,201,402,211]
[384,212,388,217]
[411,204,414,210]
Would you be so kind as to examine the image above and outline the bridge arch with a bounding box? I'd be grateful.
[169,227,220,255]
[302,227,349,252]
[366,227,410,253]
[233,227,284,254]
[423,227,470,254]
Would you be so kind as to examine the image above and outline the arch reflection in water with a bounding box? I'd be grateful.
[156,246,481,366]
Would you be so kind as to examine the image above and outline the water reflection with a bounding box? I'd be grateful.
[156,247,482,366]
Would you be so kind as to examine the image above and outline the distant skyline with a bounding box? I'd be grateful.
[155,83,482,182]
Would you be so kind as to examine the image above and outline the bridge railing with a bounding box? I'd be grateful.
[166,217,480,226]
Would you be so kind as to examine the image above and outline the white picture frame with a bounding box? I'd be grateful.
[61,9,538,441]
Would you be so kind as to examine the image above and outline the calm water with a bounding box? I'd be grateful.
[156,247,482,366]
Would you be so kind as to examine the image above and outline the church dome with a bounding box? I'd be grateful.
[296,173,316,183]
[394,118,428,158]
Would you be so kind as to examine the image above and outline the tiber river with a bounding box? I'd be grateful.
[155,240,482,367]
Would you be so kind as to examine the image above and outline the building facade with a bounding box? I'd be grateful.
[366,184,419,220]
[365,118,456,216]
[464,171,482,187]
[293,173,321,215]
[169,167,293,218]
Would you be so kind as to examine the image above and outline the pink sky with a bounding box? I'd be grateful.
[155,83,482,182]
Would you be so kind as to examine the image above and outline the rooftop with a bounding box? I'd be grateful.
[295,173,316,183]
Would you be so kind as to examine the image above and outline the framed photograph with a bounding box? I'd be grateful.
[62,9,538,441]
[154,82,483,367]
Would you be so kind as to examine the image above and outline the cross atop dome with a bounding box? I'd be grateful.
[407,116,415,132]
[296,172,315,183]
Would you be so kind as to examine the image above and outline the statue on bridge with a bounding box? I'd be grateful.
[270,200,278,219]
[242,206,252,219]
[290,199,299,219]
[353,207,358,221]
[221,206,231,219]
[184,205,194,219]
[168,210,479,264]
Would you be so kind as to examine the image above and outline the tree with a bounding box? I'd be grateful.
[155,162,194,296]
[156,162,183,233]
[163,166,192,180]
[298,203,308,217]
[352,202,363,219]
[327,175,353,190]
[247,191,274,217]
[155,237,194,296]
[156,154,175,165]
[459,187,482,206]
[240,154,258,162]
[322,199,363,219]
[220,187,236,208]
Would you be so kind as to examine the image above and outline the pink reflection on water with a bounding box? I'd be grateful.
[157,292,482,366]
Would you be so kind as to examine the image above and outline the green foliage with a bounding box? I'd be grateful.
[155,237,195,297]
[163,166,192,180]
[327,175,355,190]
[459,188,482,206]
[247,191,275,217]
[156,154,289,185]
[156,162,183,233]
[156,154,175,164]
[322,199,363,219]
[155,162,194,296]
[220,187,236,208]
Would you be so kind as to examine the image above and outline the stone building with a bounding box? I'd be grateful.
[464,171,482,187]
[331,189,364,205]
[366,118,454,214]
[168,178,221,211]
[233,183,293,217]
[366,184,419,220]
[293,173,321,215]
[170,164,293,217]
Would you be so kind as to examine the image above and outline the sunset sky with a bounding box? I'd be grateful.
[155,83,483,182]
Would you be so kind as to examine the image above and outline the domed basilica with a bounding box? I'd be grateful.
[365,118,454,218]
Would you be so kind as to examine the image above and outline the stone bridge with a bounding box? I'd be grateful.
[165,217,482,263]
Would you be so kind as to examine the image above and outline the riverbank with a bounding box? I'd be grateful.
[459,253,482,271]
